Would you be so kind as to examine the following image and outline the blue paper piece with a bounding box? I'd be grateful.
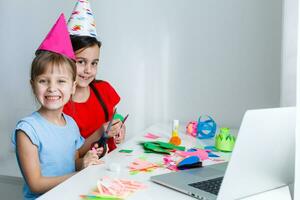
[178,156,200,166]
[204,146,219,152]
[208,152,220,157]
[187,148,197,152]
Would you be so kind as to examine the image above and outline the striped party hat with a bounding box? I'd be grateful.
[67,0,97,37]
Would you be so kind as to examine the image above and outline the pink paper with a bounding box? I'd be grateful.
[94,176,146,198]
[175,149,209,160]
[144,133,160,139]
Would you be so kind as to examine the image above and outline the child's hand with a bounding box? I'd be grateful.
[115,123,126,144]
[82,149,104,168]
[103,119,122,138]
[91,143,109,158]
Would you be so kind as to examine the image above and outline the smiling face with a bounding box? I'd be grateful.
[31,63,76,112]
[75,44,100,88]
[30,51,77,113]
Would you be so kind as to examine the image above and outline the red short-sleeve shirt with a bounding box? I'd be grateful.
[63,81,120,152]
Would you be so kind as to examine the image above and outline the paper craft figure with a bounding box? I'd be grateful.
[215,127,235,152]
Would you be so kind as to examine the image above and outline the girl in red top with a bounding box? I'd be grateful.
[64,0,126,157]
[63,35,126,157]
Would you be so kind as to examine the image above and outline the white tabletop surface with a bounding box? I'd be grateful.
[36,123,291,200]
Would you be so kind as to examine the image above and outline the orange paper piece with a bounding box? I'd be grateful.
[129,159,159,171]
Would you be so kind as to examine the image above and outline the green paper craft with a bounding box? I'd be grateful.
[215,127,235,152]
[153,141,185,151]
[113,113,124,121]
[143,142,171,154]
[119,149,133,153]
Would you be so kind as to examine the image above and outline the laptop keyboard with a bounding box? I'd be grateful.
[188,177,223,195]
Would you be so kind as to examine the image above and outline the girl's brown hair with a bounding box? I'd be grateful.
[31,51,77,81]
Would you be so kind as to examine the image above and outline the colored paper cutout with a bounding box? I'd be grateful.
[144,133,160,139]
[129,158,159,172]
[177,156,202,170]
[143,142,171,154]
[119,149,133,153]
[141,141,186,154]
[175,148,209,160]
[204,146,219,152]
[81,177,146,199]
[207,152,220,157]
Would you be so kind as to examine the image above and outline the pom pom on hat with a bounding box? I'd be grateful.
[37,13,75,60]
[67,0,97,37]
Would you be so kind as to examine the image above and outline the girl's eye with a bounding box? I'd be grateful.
[92,62,98,67]
[76,60,86,65]
[58,80,66,83]
[38,79,46,84]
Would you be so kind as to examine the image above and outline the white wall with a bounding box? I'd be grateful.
[95,0,284,131]
[281,0,297,198]
[281,0,297,107]
[0,0,287,155]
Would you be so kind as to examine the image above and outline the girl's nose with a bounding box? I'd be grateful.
[47,81,57,92]
[84,64,92,73]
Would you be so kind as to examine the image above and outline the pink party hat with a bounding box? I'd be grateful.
[67,0,97,37]
[37,13,75,60]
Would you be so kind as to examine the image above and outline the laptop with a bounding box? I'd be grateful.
[151,107,295,200]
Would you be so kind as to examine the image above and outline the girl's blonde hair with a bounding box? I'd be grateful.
[31,51,77,82]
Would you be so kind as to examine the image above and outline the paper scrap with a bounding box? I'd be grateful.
[129,158,159,171]
[144,133,160,139]
[204,146,219,152]
[175,149,209,160]
[81,176,146,199]
[119,149,133,153]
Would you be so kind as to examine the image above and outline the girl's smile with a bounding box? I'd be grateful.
[32,64,76,112]
[75,44,100,88]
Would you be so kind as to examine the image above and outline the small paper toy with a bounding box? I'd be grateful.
[68,0,97,37]
[186,121,198,137]
[215,127,235,152]
[37,13,75,60]
[197,115,217,139]
[177,156,202,170]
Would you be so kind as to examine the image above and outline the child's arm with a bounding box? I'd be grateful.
[16,131,74,194]
[78,120,121,157]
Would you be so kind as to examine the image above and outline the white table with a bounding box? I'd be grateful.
[38,123,292,200]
